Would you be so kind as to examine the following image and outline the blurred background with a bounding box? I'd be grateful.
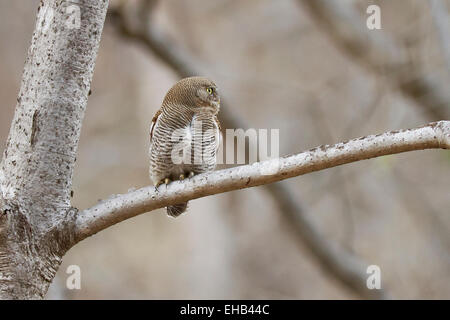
[0,0,449,299]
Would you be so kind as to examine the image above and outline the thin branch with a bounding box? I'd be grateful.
[76,120,450,241]
[107,5,246,131]
[107,6,199,78]
[299,0,450,121]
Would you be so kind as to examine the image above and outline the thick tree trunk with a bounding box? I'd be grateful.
[0,0,108,299]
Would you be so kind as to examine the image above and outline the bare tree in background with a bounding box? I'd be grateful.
[0,1,449,300]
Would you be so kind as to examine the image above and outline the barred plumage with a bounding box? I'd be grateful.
[149,77,221,217]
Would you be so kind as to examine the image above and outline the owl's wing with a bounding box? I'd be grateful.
[149,109,162,144]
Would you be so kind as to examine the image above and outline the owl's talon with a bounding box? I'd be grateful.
[155,177,171,189]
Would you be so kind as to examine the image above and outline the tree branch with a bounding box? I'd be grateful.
[76,121,450,242]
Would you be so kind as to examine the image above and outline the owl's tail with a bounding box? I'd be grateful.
[167,202,188,218]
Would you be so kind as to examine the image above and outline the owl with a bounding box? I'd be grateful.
[149,77,222,217]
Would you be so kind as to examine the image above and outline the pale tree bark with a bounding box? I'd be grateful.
[0,0,109,299]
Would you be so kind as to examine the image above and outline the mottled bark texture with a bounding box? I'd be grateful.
[0,0,108,299]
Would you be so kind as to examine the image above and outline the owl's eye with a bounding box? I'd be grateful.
[206,87,214,94]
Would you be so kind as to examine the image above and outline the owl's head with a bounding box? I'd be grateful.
[163,76,220,114]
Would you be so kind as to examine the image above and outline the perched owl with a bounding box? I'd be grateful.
[149,77,221,217]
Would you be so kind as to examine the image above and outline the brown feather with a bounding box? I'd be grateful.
[149,108,162,141]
